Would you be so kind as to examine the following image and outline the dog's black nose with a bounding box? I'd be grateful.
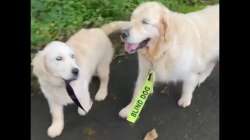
[121,29,129,40]
[72,68,79,76]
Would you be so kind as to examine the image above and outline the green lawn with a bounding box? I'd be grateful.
[31,0,219,51]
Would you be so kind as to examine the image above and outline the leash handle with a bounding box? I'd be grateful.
[127,70,155,123]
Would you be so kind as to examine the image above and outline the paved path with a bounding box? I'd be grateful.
[31,54,219,140]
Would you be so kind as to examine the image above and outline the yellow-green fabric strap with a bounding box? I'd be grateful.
[127,70,155,123]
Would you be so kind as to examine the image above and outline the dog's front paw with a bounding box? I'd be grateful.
[47,123,63,138]
[119,106,131,119]
[78,99,93,116]
[95,90,107,101]
[178,96,192,108]
[78,107,87,116]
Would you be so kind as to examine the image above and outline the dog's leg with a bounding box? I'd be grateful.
[47,100,64,138]
[178,74,199,108]
[77,84,93,116]
[119,55,150,118]
[78,92,93,116]
[70,75,93,116]
[118,75,145,118]
[95,62,110,101]
[198,63,216,87]
[78,90,93,116]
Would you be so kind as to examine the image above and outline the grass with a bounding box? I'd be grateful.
[31,0,219,94]
[31,0,219,52]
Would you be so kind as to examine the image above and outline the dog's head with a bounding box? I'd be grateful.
[121,2,169,54]
[32,41,80,83]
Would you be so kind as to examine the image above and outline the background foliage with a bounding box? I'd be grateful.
[31,0,219,51]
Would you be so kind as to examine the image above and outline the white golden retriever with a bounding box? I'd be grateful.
[32,21,128,137]
[119,2,219,118]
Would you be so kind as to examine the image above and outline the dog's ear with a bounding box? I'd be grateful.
[161,15,168,41]
[32,50,48,78]
[160,9,170,41]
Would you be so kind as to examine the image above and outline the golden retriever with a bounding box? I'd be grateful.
[32,21,128,137]
[119,2,219,118]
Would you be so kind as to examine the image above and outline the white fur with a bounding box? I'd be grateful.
[32,28,114,137]
[119,2,219,118]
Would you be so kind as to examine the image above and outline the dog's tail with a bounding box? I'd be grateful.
[101,21,130,35]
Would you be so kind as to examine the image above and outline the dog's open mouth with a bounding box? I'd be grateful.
[124,38,150,54]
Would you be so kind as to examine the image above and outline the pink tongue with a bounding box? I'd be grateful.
[124,43,139,54]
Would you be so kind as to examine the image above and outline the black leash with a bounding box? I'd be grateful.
[64,81,87,112]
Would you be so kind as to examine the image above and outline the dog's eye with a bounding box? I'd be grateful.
[56,56,63,61]
[142,19,150,24]
[71,54,75,59]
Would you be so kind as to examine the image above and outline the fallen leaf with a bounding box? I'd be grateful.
[144,128,158,140]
